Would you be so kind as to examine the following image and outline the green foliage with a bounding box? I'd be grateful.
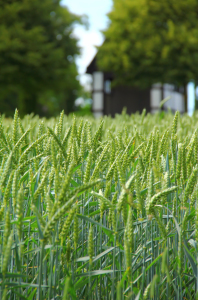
[98,0,198,89]
[0,110,198,299]
[0,0,84,117]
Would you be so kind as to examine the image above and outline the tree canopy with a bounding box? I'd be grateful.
[0,0,84,116]
[98,0,198,96]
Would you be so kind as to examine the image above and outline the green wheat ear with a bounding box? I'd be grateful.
[90,143,109,181]
[183,165,198,208]
[196,198,198,244]
[47,127,67,160]
[157,129,169,161]
[83,150,93,183]
[2,287,8,300]
[60,205,76,243]
[16,186,24,241]
[33,170,49,201]
[31,204,46,230]
[124,229,131,281]
[0,152,12,189]
[51,139,57,168]
[116,155,125,185]
[127,208,133,252]
[3,170,14,207]
[79,122,87,160]
[135,164,143,216]
[128,141,145,163]
[13,127,31,153]
[45,188,54,218]
[148,168,154,201]
[117,173,135,212]
[181,143,187,183]
[71,138,79,164]
[12,108,19,146]
[171,111,179,136]
[19,134,47,164]
[146,186,177,215]
[58,161,76,205]
[77,119,84,145]
[88,225,94,264]
[106,153,120,181]
[73,213,79,250]
[176,143,182,180]
[2,230,13,277]
[43,195,77,243]
[92,119,104,152]
[187,129,198,164]
[62,126,71,150]
[143,282,151,300]
[144,132,153,162]
[57,110,64,137]
[86,122,92,150]
[3,209,11,253]
[66,239,71,267]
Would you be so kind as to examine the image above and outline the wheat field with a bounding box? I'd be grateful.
[0,109,198,299]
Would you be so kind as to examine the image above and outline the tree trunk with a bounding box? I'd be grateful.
[183,84,188,113]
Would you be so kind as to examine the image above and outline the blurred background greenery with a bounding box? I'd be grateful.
[1,0,198,117]
[0,0,91,117]
[97,0,198,113]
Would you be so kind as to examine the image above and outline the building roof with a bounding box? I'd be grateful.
[86,56,97,75]
[86,54,114,81]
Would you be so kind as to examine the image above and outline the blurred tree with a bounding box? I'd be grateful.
[0,0,84,116]
[98,0,198,112]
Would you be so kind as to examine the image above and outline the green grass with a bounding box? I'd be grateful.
[0,109,198,299]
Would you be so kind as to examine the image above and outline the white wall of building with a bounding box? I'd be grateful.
[92,92,103,111]
[92,72,104,117]
[93,72,103,90]
[150,83,185,113]
[188,82,195,116]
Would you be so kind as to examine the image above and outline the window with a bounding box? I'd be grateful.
[104,80,111,94]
